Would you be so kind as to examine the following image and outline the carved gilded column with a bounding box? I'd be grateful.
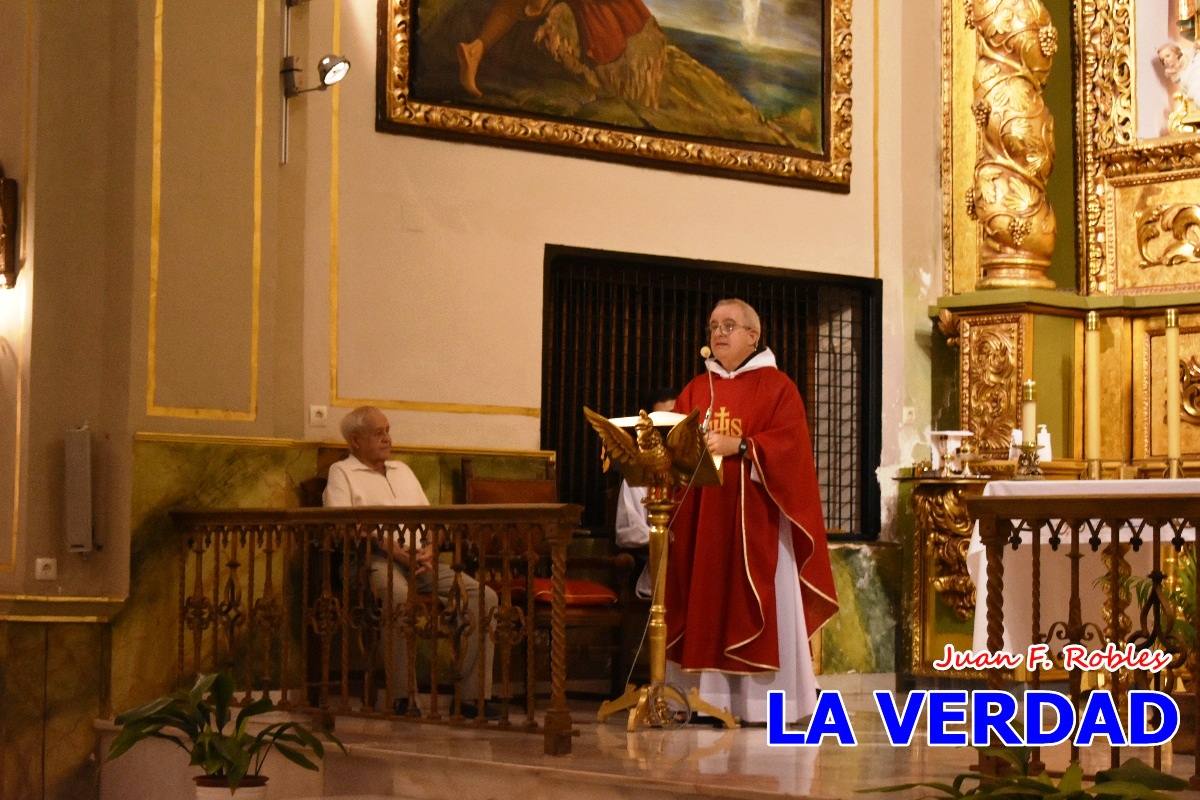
[967,0,1058,289]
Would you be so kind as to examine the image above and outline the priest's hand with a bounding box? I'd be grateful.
[705,430,743,457]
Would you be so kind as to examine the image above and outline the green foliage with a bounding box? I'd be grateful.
[859,747,1188,799]
[107,672,345,792]
[1127,549,1196,648]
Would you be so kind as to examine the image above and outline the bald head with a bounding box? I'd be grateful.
[341,406,392,469]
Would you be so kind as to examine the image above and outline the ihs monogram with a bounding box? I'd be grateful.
[710,406,743,437]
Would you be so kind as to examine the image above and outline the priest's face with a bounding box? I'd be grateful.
[708,303,759,370]
[349,408,393,468]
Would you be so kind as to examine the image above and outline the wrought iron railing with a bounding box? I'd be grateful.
[171,504,581,755]
[967,494,1200,785]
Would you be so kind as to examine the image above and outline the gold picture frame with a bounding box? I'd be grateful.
[1076,0,1200,295]
[376,0,852,190]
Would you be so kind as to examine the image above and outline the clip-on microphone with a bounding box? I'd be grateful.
[699,346,715,433]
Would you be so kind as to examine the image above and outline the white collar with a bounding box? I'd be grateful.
[705,347,777,378]
[345,453,396,472]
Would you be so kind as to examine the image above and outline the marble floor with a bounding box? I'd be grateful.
[317,706,1200,800]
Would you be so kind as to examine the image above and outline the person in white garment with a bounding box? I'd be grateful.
[323,405,498,719]
[613,387,677,600]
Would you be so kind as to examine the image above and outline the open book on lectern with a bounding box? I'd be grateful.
[581,406,722,488]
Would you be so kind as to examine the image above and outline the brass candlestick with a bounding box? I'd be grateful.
[1015,441,1043,478]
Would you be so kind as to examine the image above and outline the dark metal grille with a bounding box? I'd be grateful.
[811,287,863,533]
[541,246,881,539]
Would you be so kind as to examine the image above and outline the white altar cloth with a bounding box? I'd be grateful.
[967,479,1200,652]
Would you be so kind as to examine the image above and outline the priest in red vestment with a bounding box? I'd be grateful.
[665,298,838,724]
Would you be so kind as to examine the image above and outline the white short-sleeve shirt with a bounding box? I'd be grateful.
[322,454,429,507]
[322,454,429,548]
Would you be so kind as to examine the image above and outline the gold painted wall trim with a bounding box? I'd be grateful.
[330,397,541,417]
[145,0,264,420]
[2,344,21,573]
[0,595,125,622]
[133,430,555,459]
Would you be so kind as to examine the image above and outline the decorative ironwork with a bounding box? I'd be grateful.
[969,494,1200,778]
[172,504,581,756]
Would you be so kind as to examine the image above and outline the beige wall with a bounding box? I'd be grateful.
[297,1,926,454]
[1,0,941,597]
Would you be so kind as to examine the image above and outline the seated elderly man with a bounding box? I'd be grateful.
[323,405,498,719]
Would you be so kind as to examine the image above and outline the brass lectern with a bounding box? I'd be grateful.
[583,406,737,731]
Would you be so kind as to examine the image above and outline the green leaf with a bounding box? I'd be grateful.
[857,782,960,796]
[211,673,235,729]
[1088,782,1178,799]
[274,742,319,772]
[113,696,174,726]
[1056,764,1083,793]
[978,746,1031,775]
[234,697,275,734]
[1094,759,1188,790]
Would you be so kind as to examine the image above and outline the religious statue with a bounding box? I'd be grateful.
[1156,41,1200,134]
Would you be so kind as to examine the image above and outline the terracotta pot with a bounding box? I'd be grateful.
[193,775,268,799]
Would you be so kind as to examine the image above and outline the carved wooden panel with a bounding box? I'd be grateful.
[1106,173,1200,294]
[1132,312,1200,458]
[959,314,1029,457]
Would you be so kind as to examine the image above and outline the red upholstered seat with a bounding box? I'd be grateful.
[463,458,635,696]
[508,577,619,606]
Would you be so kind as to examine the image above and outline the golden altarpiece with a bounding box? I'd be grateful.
[905,0,1200,679]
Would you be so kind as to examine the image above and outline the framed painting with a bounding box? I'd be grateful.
[1076,0,1200,295]
[376,0,852,189]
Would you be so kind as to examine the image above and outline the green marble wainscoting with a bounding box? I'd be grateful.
[0,621,107,800]
[817,542,901,675]
[111,439,318,715]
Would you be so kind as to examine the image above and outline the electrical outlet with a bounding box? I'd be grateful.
[35,557,57,581]
[309,405,328,427]
[902,406,916,425]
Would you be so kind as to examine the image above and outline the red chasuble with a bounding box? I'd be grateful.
[665,354,838,673]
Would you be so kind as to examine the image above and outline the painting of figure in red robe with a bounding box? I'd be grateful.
[404,0,828,156]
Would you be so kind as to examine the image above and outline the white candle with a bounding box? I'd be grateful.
[1166,309,1181,462]
[1085,312,1101,463]
[1022,379,1037,447]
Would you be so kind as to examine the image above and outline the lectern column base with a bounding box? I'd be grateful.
[597,683,737,731]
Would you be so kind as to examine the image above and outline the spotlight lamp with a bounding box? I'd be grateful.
[282,54,350,98]
[0,166,17,290]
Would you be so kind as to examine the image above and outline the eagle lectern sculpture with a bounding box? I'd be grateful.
[583,406,735,730]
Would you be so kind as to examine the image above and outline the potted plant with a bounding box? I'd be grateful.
[108,672,344,798]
